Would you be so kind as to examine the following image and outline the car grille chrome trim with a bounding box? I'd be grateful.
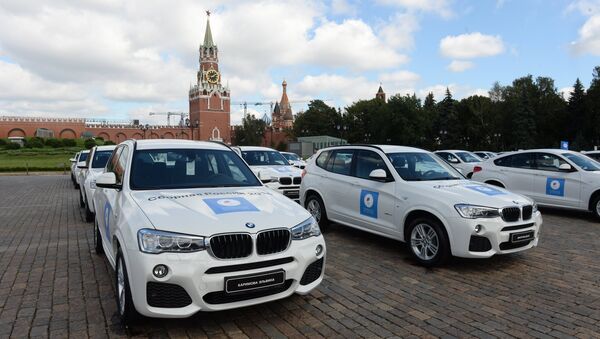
[256,229,291,255]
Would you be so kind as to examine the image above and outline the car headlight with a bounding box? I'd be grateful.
[137,229,206,254]
[291,217,321,240]
[454,204,500,219]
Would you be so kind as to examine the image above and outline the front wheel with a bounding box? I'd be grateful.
[592,195,600,220]
[115,249,140,325]
[407,217,450,267]
[305,194,329,230]
[84,196,94,222]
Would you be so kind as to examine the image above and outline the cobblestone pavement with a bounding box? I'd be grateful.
[0,175,599,338]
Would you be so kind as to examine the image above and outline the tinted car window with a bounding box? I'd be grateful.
[106,147,122,174]
[494,153,534,169]
[562,153,600,171]
[91,150,114,168]
[316,151,330,169]
[355,150,389,180]
[388,152,461,181]
[456,152,480,163]
[328,150,354,176]
[534,153,568,172]
[437,152,459,163]
[130,149,261,190]
[78,152,89,162]
[115,146,129,184]
[587,153,600,162]
[241,150,288,166]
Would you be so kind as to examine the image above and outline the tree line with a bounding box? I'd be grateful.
[289,66,600,151]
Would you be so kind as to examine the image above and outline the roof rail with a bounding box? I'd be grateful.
[207,140,234,150]
[320,144,384,152]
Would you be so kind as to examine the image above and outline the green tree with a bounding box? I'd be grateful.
[292,100,341,138]
[84,138,97,149]
[585,66,600,148]
[233,114,266,146]
[567,78,586,148]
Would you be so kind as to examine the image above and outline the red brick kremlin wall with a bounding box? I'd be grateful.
[0,116,192,141]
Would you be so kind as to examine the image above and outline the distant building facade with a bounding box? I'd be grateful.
[271,80,294,130]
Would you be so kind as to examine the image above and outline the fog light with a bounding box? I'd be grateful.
[153,264,168,278]
[315,245,323,256]
[474,225,482,233]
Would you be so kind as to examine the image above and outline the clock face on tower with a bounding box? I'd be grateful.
[206,69,220,84]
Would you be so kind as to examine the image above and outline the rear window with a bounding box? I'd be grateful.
[494,153,534,169]
[316,151,330,169]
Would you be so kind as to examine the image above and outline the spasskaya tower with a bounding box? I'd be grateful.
[189,11,231,142]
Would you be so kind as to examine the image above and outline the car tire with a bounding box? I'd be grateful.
[94,218,104,255]
[592,195,600,220]
[79,190,85,207]
[305,194,329,230]
[115,248,140,325]
[85,198,94,222]
[407,217,450,267]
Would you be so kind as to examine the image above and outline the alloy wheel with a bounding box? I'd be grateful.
[410,223,439,261]
[307,199,321,222]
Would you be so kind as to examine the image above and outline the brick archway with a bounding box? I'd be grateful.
[59,128,76,139]
[180,132,189,140]
[116,133,127,143]
[97,132,110,141]
[132,133,143,139]
[8,128,26,137]
[149,132,159,139]
[163,132,174,139]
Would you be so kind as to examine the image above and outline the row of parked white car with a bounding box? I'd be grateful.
[69,139,597,323]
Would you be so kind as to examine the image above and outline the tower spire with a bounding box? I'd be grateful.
[203,10,214,47]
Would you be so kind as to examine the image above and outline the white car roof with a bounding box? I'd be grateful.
[319,144,428,153]
[583,150,600,154]
[95,145,117,151]
[132,139,231,151]
[435,150,473,153]
[239,146,277,151]
[80,150,90,154]
[500,149,580,155]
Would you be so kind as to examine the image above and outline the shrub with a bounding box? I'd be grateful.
[62,138,76,147]
[25,139,44,148]
[103,140,116,145]
[5,142,21,150]
[0,139,6,146]
[84,138,97,149]
[95,136,104,141]
[45,138,64,148]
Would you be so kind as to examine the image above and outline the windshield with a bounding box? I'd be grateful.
[387,152,462,181]
[79,152,89,162]
[242,150,289,166]
[456,152,481,163]
[130,149,261,190]
[91,150,113,168]
[282,153,300,161]
[474,152,489,159]
[562,153,600,171]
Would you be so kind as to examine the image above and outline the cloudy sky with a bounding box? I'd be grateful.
[0,0,599,125]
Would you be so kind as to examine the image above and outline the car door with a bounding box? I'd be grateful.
[97,146,127,261]
[350,150,397,235]
[493,153,535,198]
[530,152,581,207]
[322,149,356,224]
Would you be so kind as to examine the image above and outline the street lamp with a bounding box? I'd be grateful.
[139,124,149,139]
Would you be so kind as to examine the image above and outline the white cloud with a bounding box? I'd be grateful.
[567,0,600,15]
[331,0,357,16]
[440,33,505,59]
[378,12,420,50]
[447,60,474,72]
[571,14,600,55]
[376,0,453,18]
[559,86,575,99]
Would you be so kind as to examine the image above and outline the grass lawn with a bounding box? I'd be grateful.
[0,147,83,172]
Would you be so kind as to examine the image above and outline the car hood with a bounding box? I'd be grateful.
[249,165,302,178]
[130,186,311,236]
[414,180,532,208]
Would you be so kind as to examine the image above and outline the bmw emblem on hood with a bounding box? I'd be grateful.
[245,222,255,229]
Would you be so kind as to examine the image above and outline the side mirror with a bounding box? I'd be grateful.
[77,161,88,169]
[369,169,388,181]
[559,163,573,171]
[232,147,242,157]
[258,171,275,184]
[96,172,121,189]
[449,158,460,164]
[288,160,294,165]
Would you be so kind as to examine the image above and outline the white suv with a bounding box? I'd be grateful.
[301,145,541,266]
[281,152,307,169]
[434,150,483,178]
[472,149,600,219]
[92,140,325,322]
[79,145,117,222]
[73,150,90,189]
[238,146,303,201]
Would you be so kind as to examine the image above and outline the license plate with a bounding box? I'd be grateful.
[511,230,534,243]
[225,270,285,293]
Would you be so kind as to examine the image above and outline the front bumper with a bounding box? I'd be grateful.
[447,211,542,258]
[265,182,300,201]
[124,235,326,318]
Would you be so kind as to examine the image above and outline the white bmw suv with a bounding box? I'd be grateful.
[78,145,117,222]
[238,146,303,201]
[92,140,325,322]
[301,145,542,266]
[434,150,483,178]
[471,149,600,219]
